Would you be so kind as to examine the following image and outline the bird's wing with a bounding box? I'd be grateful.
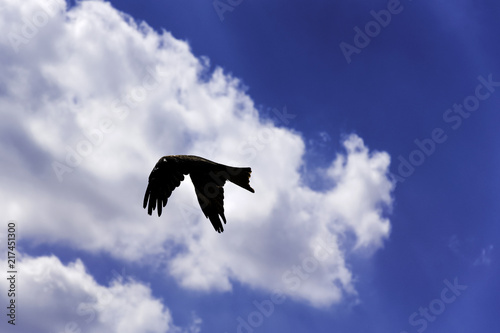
[143,158,186,216]
[189,172,227,233]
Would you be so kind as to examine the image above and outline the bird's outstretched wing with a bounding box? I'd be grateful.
[143,157,186,216]
[144,155,254,232]
[189,172,227,233]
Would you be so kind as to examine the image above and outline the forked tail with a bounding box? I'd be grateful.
[210,166,254,193]
[226,166,254,193]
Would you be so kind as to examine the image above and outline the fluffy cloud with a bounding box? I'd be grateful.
[0,254,200,333]
[0,0,395,308]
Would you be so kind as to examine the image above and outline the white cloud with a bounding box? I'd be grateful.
[473,245,494,266]
[0,0,395,308]
[0,254,200,333]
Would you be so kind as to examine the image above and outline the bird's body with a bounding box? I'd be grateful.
[143,155,254,232]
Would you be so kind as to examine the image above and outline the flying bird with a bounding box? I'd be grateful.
[143,155,254,233]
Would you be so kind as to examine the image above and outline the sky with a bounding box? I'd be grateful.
[0,0,499,332]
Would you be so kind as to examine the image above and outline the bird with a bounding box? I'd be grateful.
[143,155,254,233]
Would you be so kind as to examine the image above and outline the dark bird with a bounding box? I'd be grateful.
[143,155,254,233]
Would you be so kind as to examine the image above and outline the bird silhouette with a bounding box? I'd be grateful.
[143,155,254,232]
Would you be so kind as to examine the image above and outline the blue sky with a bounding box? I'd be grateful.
[0,0,499,332]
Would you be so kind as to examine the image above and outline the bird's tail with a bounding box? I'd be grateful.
[211,166,255,193]
[228,167,255,193]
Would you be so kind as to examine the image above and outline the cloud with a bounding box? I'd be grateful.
[448,235,494,267]
[473,245,494,266]
[0,0,395,308]
[0,254,200,333]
